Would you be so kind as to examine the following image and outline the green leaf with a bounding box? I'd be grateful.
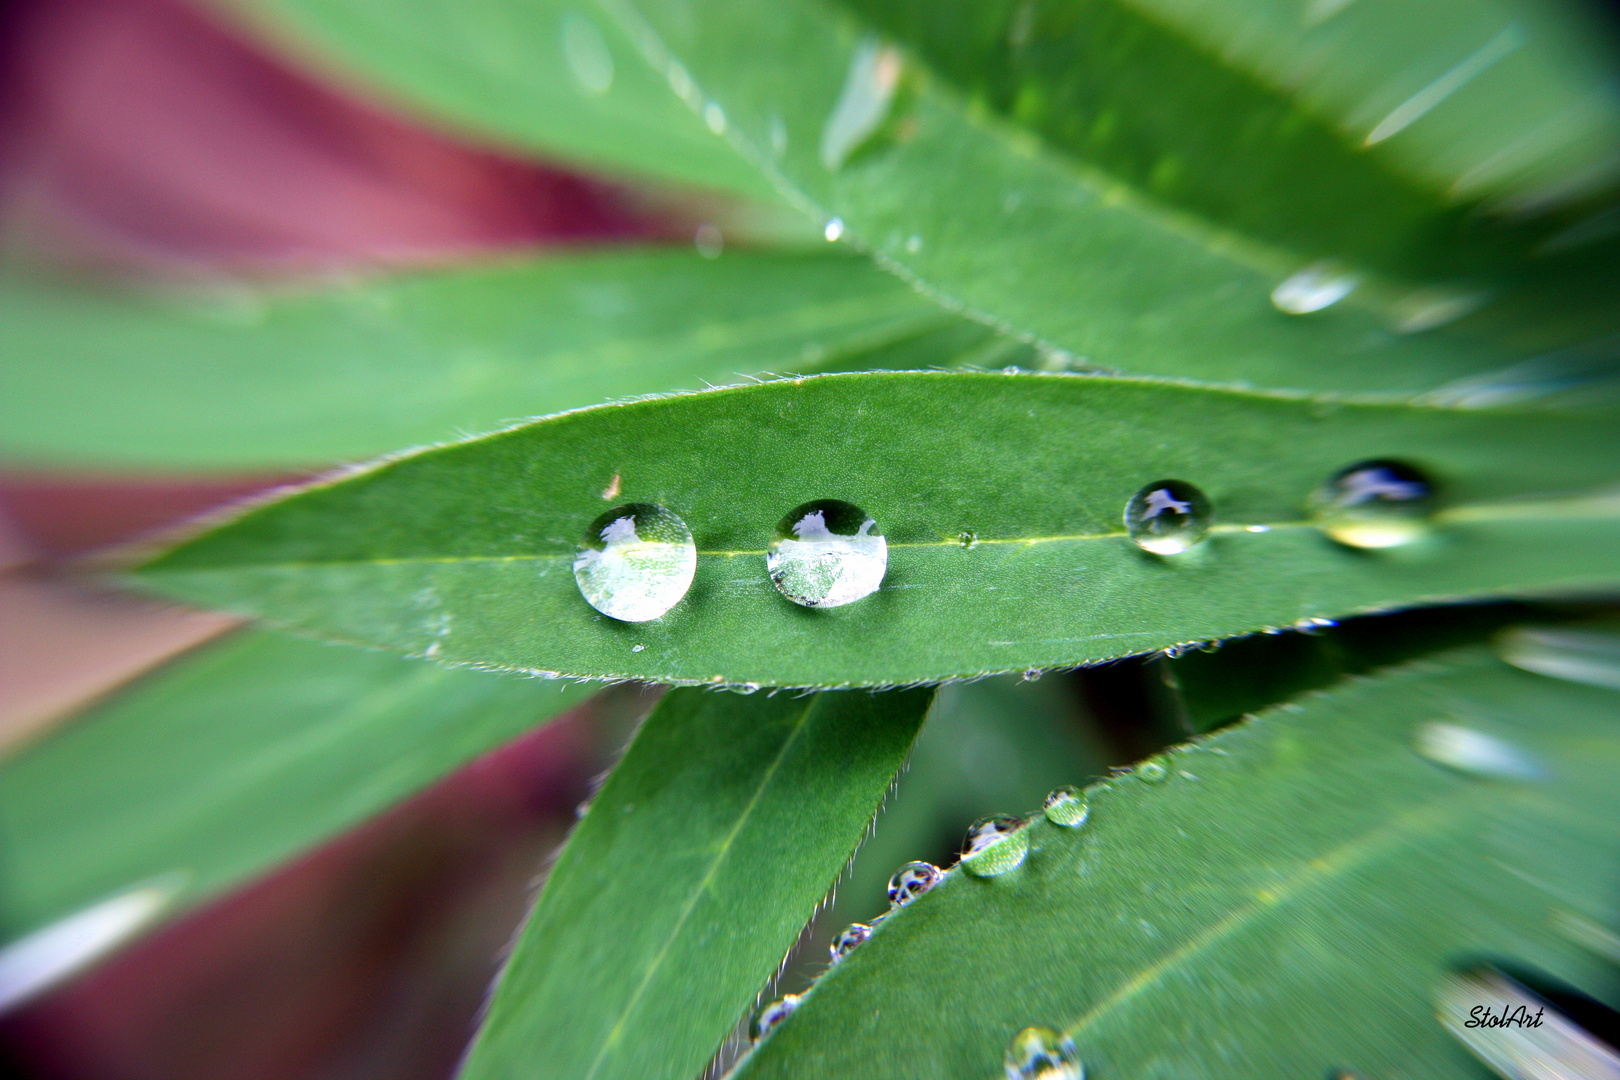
[134,371,1620,687]
[225,0,777,199]
[0,630,591,940]
[732,646,1620,1078]
[0,250,950,470]
[459,685,934,1080]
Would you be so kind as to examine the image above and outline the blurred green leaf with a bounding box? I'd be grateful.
[135,371,1620,687]
[459,685,934,1080]
[0,250,951,470]
[733,647,1620,1078]
[0,630,591,940]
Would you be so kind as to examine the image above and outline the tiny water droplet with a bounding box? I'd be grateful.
[1271,262,1357,314]
[820,38,902,169]
[961,815,1029,877]
[958,530,979,548]
[1136,757,1170,783]
[1495,626,1620,691]
[1437,968,1619,1080]
[667,62,695,102]
[560,12,614,96]
[829,922,872,962]
[1125,479,1212,555]
[905,234,923,253]
[823,217,845,242]
[1245,524,1272,533]
[886,861,941,907]
[1021,668,1041,681]
[1310,459,1436,549]
[767,499,887,608]
[768,114,789,157]
[693,224,723,259]
[1414,721,1544,780]
[1043,787,1089,827]
[631,643,645,652]
[1004,1026,1083,1080]
[703,101,726,134]
[750,994,800,1041]
[573,503,697,622]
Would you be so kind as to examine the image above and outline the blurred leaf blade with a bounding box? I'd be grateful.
[134,371,1620,686]
[0,249,951,470]
[733,647,1620,1078]
[0,630,591,940]
[459,685,935,1080]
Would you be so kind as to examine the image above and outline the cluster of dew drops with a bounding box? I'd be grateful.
[747,787,1094,1078]
[570,460,1439,624]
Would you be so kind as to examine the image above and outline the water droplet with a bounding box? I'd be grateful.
[0,872,188,1012]
[750,994,800,1041]
[1310,459,1436,549]
[904,234,922,254]
[1136,757,1170,783]
[886,861,941,907]
[1394,287,1486,333]
[820,38,902,169]
[667,62,695,102]
[1437,968,1619,1080]
[823,217,845,242]
[1004,1026,1083,1080]
[1415,721,1545,780]
[1042,787,1089,827]
[1021,667,1041,681]
[573,503,697,622]
[830,922,872,962]
[1246,524,1272,533]
[1495,626,1620,691]
[961,815,1029,877]
[958,531,979,548]
[768,115,788,157]
[560,12,614,96]
[1125,479,1212,555]
[767,499,887,608]
[694,224,723,259]
[1270,262,1357,314]
[631,643,645,652]
[703,101,726,134]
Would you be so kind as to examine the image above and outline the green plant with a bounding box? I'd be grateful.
[4,0,1620,1076]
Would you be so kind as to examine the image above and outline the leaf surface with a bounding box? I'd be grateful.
[459,685,934,1080]
[134,371,1620,687]
[0,630,591,940]
[733,647,1620,1078]
[0,250,949,470]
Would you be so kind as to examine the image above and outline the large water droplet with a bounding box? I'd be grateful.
[1042,787,1089,827]
[767,499,887,608]
[821,38,903,170]
[1270,262,1357,314]
[1004,1026,1083,1080]
[1309,459,1436,549]
[886,861,941,907]
[1495,626,1620,691]
[1437,969,1620,1080]
[961,815,1029,877]
[1125,479,1212,555]
[0,872,187,1012]
[830,922,872,962]
[560,12,614,96]
[1414,721,1545,780]
[750,994,801,1041]
[573,503,697,622]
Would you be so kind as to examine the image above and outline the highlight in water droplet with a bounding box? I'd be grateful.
[750,994,801,1041]
[767,499,886,608]
[573,503,697,622]
[820,38,902,169]
[560,11,614,96]
[1125,480,1211,555]
[1004,1025,1083,1080]
[1437,968,1619,1080]
[958,531,979,548]
[961,816,1029,877]
[1136,757,1170,783]
[1309,460,1436,549]
[1042,787,1089,827]
[886,861,941,907]
[824,217,845,242]
[1270,262,1357,314]
[1494,626,1620,691]
[830,922,872,962]
[1415,721,1544,780]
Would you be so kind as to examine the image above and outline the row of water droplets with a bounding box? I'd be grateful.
[572,459,1438,623]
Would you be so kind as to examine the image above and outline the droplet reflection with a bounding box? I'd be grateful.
[1042,787,1089,827]
[1125,479,1212,555]
[767,499,887,608]
[886,861,941,907]
[750,994,801,1041]
[1310,459,1436,549]
[1004,1025,1083,1080]
[573,503,697,622]
[961,815,1029,877]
